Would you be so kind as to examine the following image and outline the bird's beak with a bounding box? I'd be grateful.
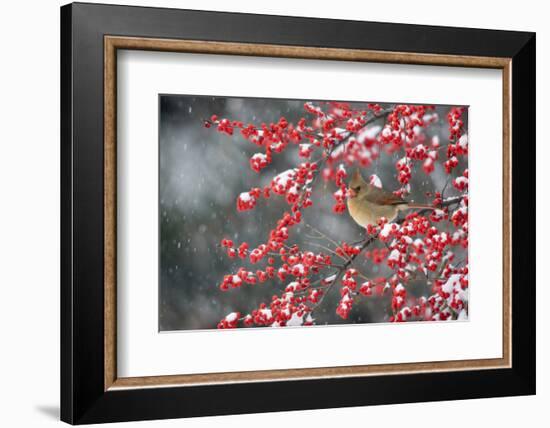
[347,187,357,198]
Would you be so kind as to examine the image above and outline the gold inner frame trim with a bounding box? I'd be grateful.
[104,35,512,391]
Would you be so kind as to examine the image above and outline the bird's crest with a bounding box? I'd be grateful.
[350,169,367,188]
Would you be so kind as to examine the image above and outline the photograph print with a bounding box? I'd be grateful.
[159,95,469,331]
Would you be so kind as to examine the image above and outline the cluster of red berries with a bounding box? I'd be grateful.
[448,107,465,139]
[453,169,469,191]
[365,247,389,264]
[396,157,412,184]
[217,312,240,329]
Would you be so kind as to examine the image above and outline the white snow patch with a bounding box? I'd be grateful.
[369,174,383,188]
[380,223,396,239]
[273,169,296,187]
[238,192,252,203]
[251,153,267,161]
[442,274,462,294]
[286,312,304,327]
[286,281,299,291]
[260,308,272,318]
[455,177,468,186]
[388,249,400,261]
[324,274,337,283]
[293,264,305,275]
[224,312,239,322]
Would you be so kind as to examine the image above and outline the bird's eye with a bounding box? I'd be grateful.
[353,186,361,192]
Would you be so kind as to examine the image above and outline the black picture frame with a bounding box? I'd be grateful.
[61,2,535,424]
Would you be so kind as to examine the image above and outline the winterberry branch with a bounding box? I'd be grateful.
[207,102,469,328]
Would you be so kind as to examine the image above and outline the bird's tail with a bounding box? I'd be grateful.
[406,203,435,210]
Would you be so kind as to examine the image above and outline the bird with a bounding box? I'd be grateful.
[347,170,434,227]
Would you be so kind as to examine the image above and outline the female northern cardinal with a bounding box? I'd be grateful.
[347,170,434,227]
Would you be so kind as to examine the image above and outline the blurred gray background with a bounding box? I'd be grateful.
[159,95,467,331]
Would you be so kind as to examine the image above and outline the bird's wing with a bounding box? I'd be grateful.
[365,185,407,206]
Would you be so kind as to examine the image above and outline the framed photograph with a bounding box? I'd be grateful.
[61,2,535,424]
